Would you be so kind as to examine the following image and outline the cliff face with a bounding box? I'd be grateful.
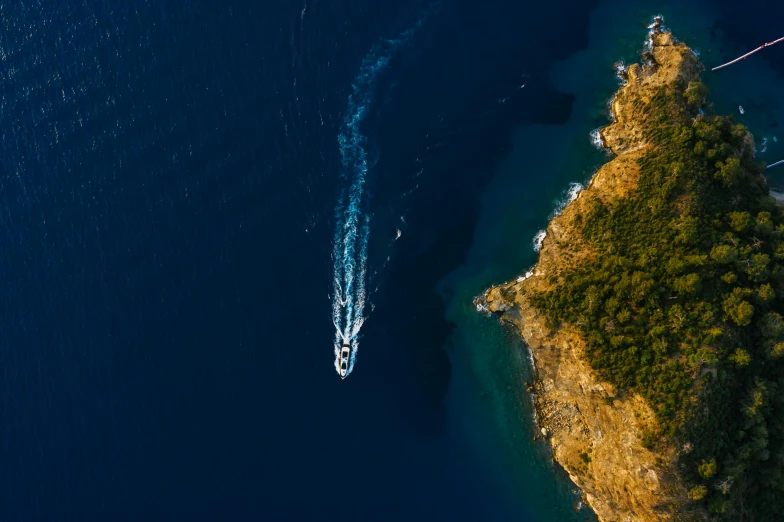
[479,32,705,521]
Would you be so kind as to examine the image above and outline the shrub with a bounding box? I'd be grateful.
[729,211,753,233]
[715,157,743,186]
[688,485,708,501]
[698,458,717,479]
[710,245,738,264]
[729,348,751,367]
[684,82,709,107]
[723,295,754,326]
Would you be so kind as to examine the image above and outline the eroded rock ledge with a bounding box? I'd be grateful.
[477,30,705,522]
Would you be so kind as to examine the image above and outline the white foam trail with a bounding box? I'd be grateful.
[712,34,784,71]
[768,159,784,170]
[331,9,434,378]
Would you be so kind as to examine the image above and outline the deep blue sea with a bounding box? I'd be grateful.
[2,1,784,520]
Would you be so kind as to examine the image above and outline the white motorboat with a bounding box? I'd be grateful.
[338,342,351,379]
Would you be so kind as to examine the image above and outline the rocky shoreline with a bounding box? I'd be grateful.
[475,24,707,522]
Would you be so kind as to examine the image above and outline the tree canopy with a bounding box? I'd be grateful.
[530,82,784,519]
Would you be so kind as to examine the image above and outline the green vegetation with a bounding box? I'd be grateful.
[529,82,784,519]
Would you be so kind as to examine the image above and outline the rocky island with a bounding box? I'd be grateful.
[477,23,784,521]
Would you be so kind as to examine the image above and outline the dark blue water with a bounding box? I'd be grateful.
[2,1,784,521]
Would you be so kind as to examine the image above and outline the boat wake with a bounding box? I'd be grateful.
[331,9,433,378]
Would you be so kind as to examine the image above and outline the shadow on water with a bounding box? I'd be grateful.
[365,81,580,439]
[357,0,598,442]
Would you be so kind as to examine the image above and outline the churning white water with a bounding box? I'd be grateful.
[331,10,434,377]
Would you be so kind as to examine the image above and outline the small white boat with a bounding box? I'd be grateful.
[338,342,351,379]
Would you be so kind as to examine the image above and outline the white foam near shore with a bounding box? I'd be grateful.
[589,128,605,150]
[516,268,535,283]
[530,182,585,254]
[532,229,547,252]
[550,182,585,219]
[644,14,665,51]
[614,60,628,86]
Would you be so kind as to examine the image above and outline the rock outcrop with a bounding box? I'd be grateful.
[477,29,706,522]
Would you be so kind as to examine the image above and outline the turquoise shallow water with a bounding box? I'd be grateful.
[440,2,784,519]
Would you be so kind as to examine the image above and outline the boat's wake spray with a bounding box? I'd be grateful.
[709,33,784,172]
[712,35,784,71]
[767,159,784,170]
[330,7,435,378]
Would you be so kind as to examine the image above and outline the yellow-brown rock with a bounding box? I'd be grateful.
[478,31,707,522]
